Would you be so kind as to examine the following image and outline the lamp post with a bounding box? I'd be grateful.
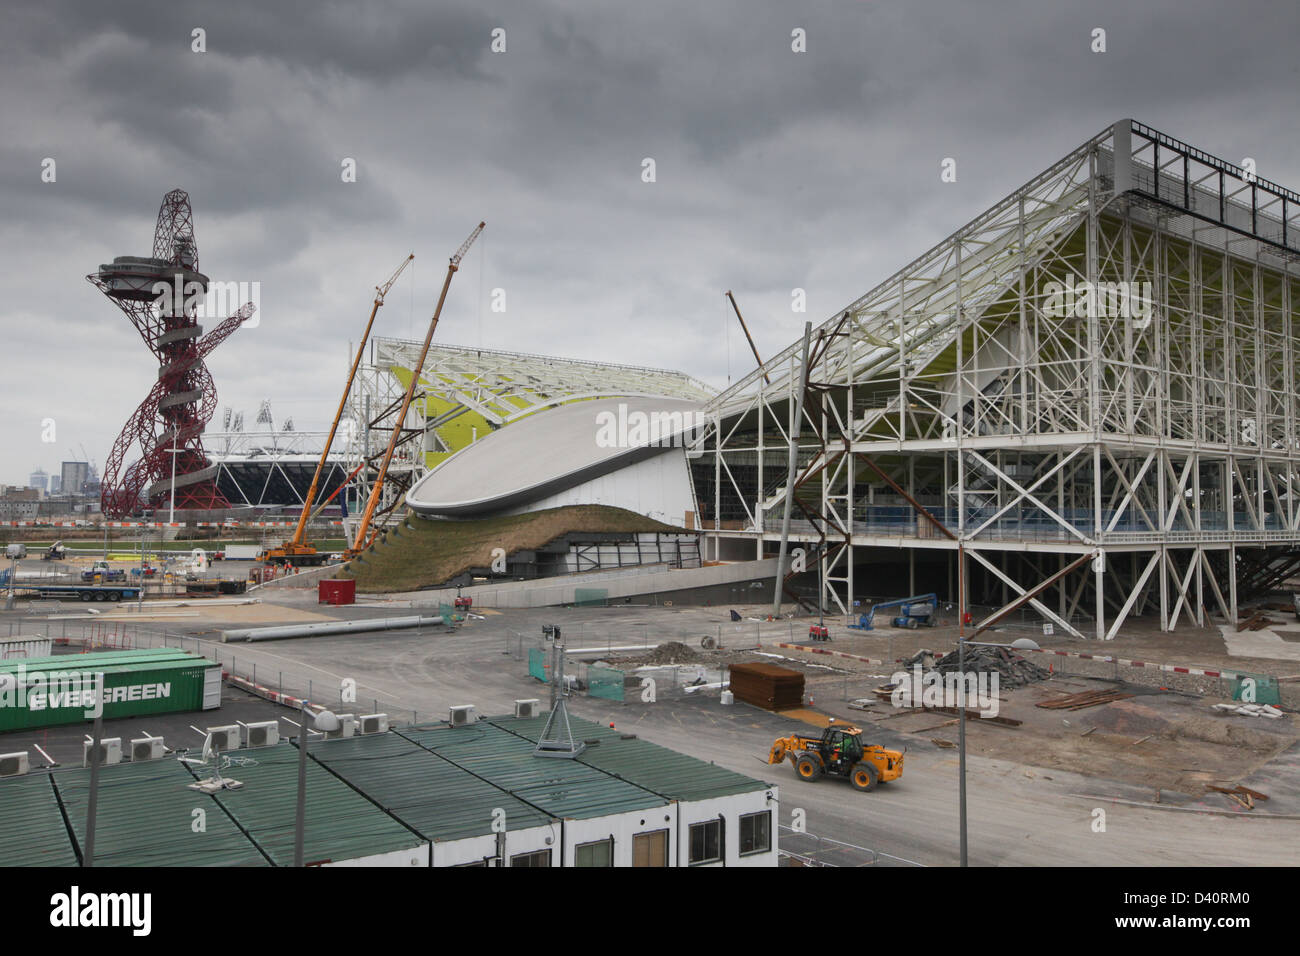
[956,634,1039,867]
[4,555,16,612]
[168,430,179,526]
[293,704,340,867]
[138,529,148,611]
[816,543,824,628]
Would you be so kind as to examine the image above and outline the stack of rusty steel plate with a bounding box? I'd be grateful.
[728,662,805,711]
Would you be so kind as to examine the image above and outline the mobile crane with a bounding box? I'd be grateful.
[262,253,414,566]
[345,222,485,560]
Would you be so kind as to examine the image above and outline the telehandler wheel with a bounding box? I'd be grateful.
[795,753,822,781]
[850,762,879,792]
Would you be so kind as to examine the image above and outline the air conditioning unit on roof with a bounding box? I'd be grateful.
[357,713,388,735]
[514,699,540,719]
[324,714,356,739]
[449,705,478,727]
[83,738,122,768]
[130,736,165,761]
[241,720,279,749]
[205,725,242,753]
[0,752,29,777]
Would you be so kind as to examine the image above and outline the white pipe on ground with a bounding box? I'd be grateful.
[221,615,445,643]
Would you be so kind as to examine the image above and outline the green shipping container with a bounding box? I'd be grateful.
[0,652,221,732]
[0,648,210,675]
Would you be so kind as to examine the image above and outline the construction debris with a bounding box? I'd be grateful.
[920,705,1022,727]
[904,644,1051,688]
[1207,784,1269,808]
[1037,689,1136,711]
[614,641,703,665]
[1236,611,1280,631]
[1211,702,1285,719]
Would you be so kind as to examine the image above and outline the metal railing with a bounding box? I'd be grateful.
[777,826,924,867]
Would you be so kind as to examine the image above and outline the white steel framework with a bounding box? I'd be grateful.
[697,119,1300,639]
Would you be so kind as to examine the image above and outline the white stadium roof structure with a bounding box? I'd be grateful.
[346,338,715,526]
[405,396,705,516]
[693,119,1300,640]
[354,336,714,431]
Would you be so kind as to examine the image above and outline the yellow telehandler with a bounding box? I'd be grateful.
[767,720,903,791]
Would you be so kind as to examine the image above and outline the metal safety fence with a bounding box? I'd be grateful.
[777,826,924,867]
[1,619,434,730]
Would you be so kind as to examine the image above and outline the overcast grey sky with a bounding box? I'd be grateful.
[1,0,1297,486]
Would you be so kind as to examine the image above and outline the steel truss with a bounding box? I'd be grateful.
[204,428,353,511]
[700,120,1300,638]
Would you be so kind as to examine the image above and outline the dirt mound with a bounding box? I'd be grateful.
[1082,699,1174,737]
[610,641,703,666]
[643,641,701,664]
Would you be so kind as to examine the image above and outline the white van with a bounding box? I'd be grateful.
[4,543,27,559]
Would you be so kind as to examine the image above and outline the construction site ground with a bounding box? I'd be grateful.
[4,592,1297,865]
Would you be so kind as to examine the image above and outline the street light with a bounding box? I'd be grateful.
[815,542,824,628]
[3,554,16,611]
[956,634,1040,867]
[167,431,180,526]
[293,706,340,867]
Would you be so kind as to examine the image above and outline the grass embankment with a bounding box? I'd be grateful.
[341,505,682,593]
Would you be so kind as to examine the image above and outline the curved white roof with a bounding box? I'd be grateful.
[405,396,705,516]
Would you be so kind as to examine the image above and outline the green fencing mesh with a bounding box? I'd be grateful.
[528,647,549,683]
[588,666,624,702]
[574,588,608,607]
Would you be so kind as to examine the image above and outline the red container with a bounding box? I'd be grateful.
[318,578,356,606]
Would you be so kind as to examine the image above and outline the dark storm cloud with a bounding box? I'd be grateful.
[2,0,1298,486]
[3,0,494,82]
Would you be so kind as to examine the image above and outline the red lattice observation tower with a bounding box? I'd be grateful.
[88,189,256,518]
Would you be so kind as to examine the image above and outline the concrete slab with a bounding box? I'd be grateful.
[1219,623,1300,663]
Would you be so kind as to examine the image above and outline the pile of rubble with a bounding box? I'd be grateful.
[901,644,1051,688]
[632,641,702,665]
[1212,702,1285,719]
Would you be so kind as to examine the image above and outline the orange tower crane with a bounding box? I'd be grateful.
[263,253,414,566]
[345,221,485,560]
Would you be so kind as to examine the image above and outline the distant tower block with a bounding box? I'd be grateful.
[87,189,256,518]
